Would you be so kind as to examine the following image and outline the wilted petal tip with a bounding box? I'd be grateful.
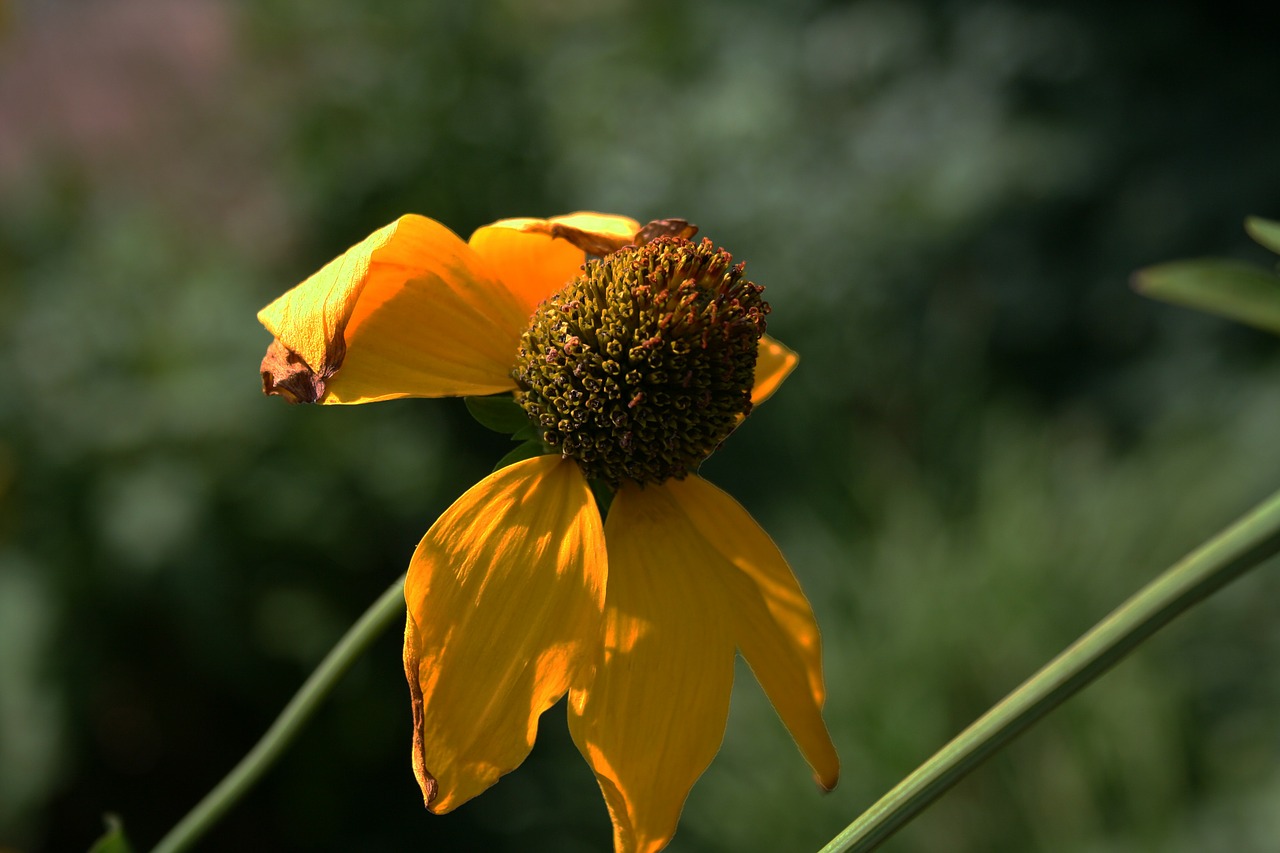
[421,774,440,810]
[260,338,327,404]
[634,218,698,245]
[405,626,441,811]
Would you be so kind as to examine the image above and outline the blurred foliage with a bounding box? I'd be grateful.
[1,0,1278,851]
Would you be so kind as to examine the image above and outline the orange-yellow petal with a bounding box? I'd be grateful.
[548,212,642,240]
[468,212,642,312]
[664,475,839,790]
[403,455,606,813]
[467,222,587,314]
[257,215,529,404]
[752,335,799,407]
[568,481,736,853]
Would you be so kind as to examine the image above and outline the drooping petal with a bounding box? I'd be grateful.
[403,455,606,813]
[258,215,529,404]
[468,212,641,312]
[663,475,839,790]
[568,482,736,853]
[751,335,799,407]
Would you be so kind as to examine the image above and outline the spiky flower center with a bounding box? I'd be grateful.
[512,236,768,486]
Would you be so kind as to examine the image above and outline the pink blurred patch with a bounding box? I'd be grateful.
[0,0,231,175]
[0,0,293,256]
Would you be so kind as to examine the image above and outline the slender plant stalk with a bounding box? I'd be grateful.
[151,574,407,853]
[820,486,1280,853]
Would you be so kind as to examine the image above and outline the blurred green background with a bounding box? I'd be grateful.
[2,0,1278,850]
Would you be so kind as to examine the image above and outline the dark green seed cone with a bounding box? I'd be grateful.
[512,236,768,486]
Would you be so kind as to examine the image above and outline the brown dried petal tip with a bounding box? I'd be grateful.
[634,218,698,246]
[260,338,326,404]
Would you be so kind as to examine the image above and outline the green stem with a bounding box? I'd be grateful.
[151,574,407,853]
[820,486,1280,853]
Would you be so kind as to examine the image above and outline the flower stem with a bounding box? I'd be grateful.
[819,486,1280,853]
[151,574,407,853]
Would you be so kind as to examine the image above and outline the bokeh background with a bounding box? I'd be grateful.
[2,0,1279,850]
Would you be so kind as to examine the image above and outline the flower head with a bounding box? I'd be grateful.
[258,212,838,853]
[514,234,766,485]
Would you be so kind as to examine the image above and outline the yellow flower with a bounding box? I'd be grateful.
[257,212,839,853]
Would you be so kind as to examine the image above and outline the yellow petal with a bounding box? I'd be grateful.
[403,455,606,813]
[548,212,642,239]
[568,481,736,853]
[467,212,642,313]
[664,475,839,790]
[257,215,529,405]
[751,335,799,407]
[467,221,589,314]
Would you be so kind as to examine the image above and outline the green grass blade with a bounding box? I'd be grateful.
[1133,259,1280,335]
[1245,216,1280,256]
[819,486,1280,853]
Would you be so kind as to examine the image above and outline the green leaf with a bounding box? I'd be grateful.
[493,439,549,471]
[89,815,134,853]
[1245,216,1280,256]
[464,395,530,435]
[510,422,540,442]
[1133,259,1280,335]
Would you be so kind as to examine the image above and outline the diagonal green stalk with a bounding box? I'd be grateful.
[820,486,1280,853]
[151,574,407,853]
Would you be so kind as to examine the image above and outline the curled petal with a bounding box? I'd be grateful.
[547,212,643,237]
[508,212,643,258]
[258,215,529,404]
[751,336,799,407]
[569,482,736,853]
[468,221,589,314]
[663,475,839,790]
[544,212,643,255]
[404,456,606,812]
[468,212,642,312]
